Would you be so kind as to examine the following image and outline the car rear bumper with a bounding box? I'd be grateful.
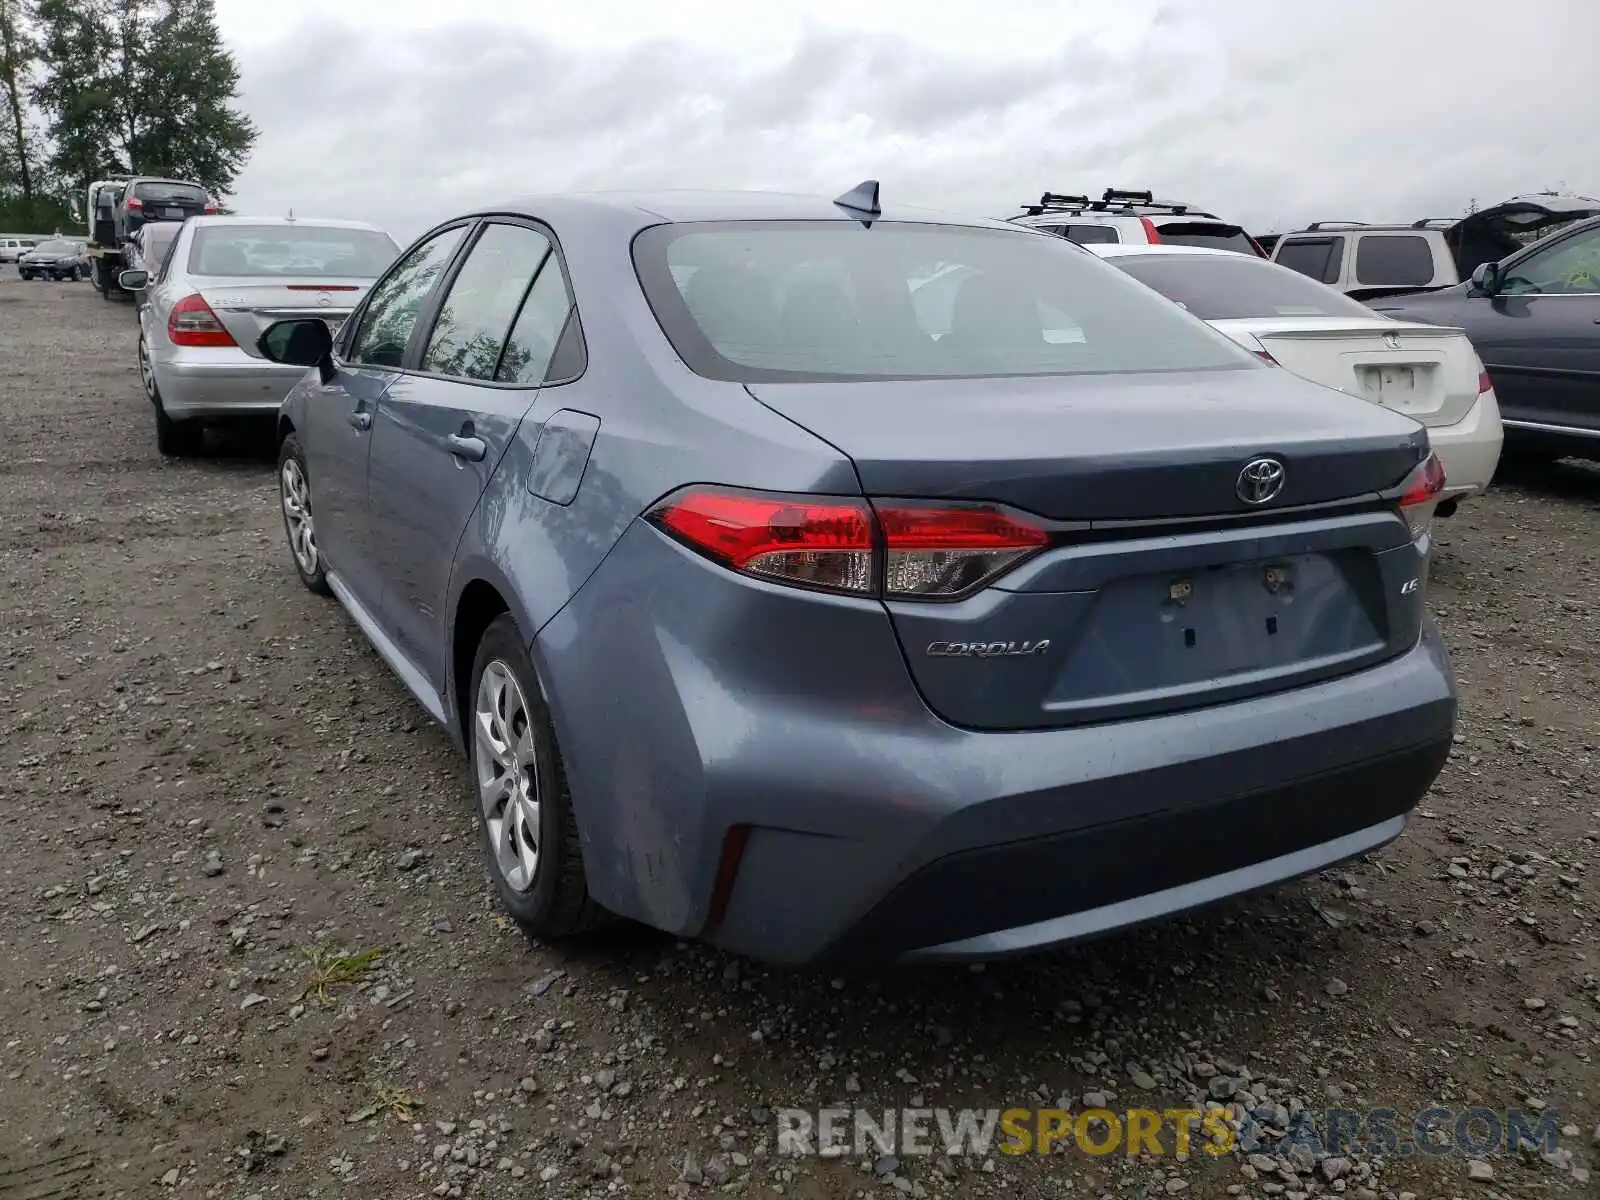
[536,521,1458,964]
[1427,389,1504,500]
[152,348,309,418]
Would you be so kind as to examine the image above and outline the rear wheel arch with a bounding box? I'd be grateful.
[452,578,512,750]
[276,414,296,449]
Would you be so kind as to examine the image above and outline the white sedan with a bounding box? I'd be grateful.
[121,215,400,456]
[1088,243,1503,512]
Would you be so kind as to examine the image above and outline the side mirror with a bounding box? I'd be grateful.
[1470,261,1501,296]
[258,318,334,368]
[117,269,148,290]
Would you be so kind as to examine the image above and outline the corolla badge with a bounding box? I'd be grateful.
[1236,457,1286,505]
[926,640,1051,658]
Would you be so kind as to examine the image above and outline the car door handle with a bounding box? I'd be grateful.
[447,434,487,462]
[347,410,371,431]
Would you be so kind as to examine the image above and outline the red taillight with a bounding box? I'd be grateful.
[1248,236,1268,258]
[1396,452,1446,539]
[1139,216,1162,244]
[204,202,218,214]
[286,284,359,292]
[1478,368,1492,394]
[875,501,1049,597]
[651,489,875,593]
[1253,349,1278,365]
[647,487,1051,600]
[125,195,143,210]
[168,293,237,347]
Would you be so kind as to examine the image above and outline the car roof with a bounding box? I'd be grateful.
[1086,243,1253,259]
[463,190,1025,236]
[185,215,390,233]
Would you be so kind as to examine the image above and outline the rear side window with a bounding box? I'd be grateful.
[1275,237,1344,284]
[1154,222,1259,255]
[1111,253,1378,320]
[497,258,575,384]
[421,223,553,381]
[1063,224,1119,245]
[1354,235,1435,286]
[633,220,1255,383]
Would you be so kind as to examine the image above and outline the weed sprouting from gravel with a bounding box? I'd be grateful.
[348,1083,421,1126]
[299,945,381,1006]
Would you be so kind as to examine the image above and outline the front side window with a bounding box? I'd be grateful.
[1274,237,1344,284]
[421,223,553,381]
[1499,224,1600,295]
[346,226,468,369]
[1354,235,1435,286]
[634,221,1255,383]
[188,224,399,279]
[1111,253,1377,320]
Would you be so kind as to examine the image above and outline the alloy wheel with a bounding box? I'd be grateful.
[137,340,156,401]
[279,457,318,575]
[474,662,541,893]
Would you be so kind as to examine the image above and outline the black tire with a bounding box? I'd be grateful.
[19,271,32,281]
[143,340,202,456]
[469,614,609,939]
[155,401,202,456]
[276,433,330,595]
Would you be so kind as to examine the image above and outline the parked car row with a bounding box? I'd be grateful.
[92,180,1596,965]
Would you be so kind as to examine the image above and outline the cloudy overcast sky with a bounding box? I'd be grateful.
[217,0,1598,242]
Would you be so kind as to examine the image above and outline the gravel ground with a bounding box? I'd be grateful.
[0,273,1596,1200]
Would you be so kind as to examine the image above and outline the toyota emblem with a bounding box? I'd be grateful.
[1236,457,1286,505]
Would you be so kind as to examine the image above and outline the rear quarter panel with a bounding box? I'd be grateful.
[446,209,860,735]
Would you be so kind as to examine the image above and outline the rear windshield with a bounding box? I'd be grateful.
[135,181,208,206]
[1153,222,1260,255]
[1110,253,1376,321]
[632,221,1256,382]
[188,224,399,278]
[143,223,180,258]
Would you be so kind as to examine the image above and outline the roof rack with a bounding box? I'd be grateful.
[1408,217,1458,229]
[1304,220,1370,231]
[1018,186,1216,219]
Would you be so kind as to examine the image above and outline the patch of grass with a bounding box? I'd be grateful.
[298,944,381,1006]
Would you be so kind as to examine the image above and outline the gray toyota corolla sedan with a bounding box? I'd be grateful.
[258,186,1456,964]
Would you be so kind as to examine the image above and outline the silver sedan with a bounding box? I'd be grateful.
[121,215,399,455]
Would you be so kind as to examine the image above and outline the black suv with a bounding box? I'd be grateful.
[115,178,214,241]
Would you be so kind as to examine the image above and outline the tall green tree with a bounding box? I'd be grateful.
[31,0,119,190]
[0,0,40,203]
[32,0,253,199]
[134,0,253,192]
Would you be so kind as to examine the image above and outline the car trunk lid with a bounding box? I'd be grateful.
[195,280,372,358]
[1212,316,1479,427]
[746,368,1431,730]
[746,367,1425,521]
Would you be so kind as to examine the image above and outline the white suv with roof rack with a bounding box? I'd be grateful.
[1008,188,1266,256]
[1270,193,1600,301]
